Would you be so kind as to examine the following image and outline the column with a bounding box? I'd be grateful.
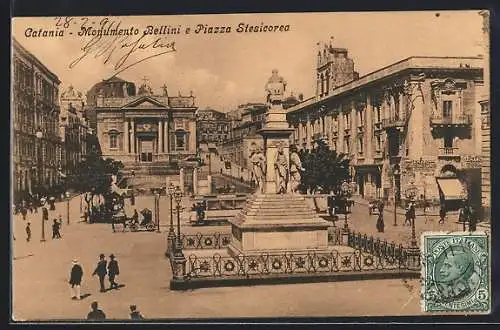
[130,118,135,155]
[158,120,163,154]
[164,119,169,154]
[366,95,373,159]
[306,116,312,150]
[124,120,129,154]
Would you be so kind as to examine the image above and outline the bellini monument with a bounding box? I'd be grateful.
[228,70,331,256]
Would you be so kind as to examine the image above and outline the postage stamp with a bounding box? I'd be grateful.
[421,232,490,313]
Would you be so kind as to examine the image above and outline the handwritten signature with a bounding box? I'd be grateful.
[69,19,176,76]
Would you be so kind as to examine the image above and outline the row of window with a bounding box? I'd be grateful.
[13,133,61,164]
[13,57,59,103]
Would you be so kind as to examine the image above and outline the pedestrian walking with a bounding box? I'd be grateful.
[69,259,83,300]
[376,202,385,233]
[407,201,416,226]
[92,254,107,293]
[87,301,106,320]
[52,219,62,239]
[42,204,49,223]
[439,204,446,224]
[107,254,120,289]
[129,305,144,320]
[21,206,27,221]
[25,222,31,242]
[468,206,477,232]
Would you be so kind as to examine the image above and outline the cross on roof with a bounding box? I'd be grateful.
[142,76,150,85]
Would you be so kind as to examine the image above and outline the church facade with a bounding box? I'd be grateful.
[93,79,197,172]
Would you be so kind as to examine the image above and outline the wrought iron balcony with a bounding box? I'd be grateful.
[438,147,461,161]
[382,116,406,129]
[430,114,472,127]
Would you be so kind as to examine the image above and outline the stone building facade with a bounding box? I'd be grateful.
[93,79,197,181]
[59,85,89,177]
[12,38,62,198]
[479,10,490,221]
[196,108,231,147]
[287,51,484,210]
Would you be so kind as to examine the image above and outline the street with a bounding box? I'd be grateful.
[12,194,427,321]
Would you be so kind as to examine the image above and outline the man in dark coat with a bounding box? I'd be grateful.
[87,301,106,320]
[129,305,144,320]
[468,206,477,232]
[107,254,120,289]
[25,222,31,242]
[52,219,62,239]
[69,259,83,300]
[439,204,446,224]
[376,202,385,233]
[92,254,107,292]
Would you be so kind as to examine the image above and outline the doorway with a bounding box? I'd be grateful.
[139,139,154,162]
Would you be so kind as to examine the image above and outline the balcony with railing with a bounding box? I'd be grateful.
[382,114,406,130]
[430,114,472,127]
[438,147,461,161]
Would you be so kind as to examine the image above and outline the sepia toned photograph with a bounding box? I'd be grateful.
[10,10,491,321]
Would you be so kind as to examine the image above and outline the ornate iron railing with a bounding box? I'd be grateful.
[184,249,408,279]
[180,232,232,250]
[347,230,406,260]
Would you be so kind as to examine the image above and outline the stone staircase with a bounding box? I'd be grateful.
[232,194,324,225]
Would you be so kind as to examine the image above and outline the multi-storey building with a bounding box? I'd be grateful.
[479,10,490,221]
[12,38,62,199]
[287,42,484,210]
[196,108,231,148]
[59,85,89,177]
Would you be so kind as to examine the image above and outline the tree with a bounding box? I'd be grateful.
[299,138,351,194]
[68,143,124,218]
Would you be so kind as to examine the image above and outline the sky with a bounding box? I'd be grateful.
[12,11,485,112]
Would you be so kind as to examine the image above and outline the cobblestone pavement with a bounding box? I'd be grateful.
[12,194,428,321]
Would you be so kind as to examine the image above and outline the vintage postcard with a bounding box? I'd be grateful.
[11,10,491,321]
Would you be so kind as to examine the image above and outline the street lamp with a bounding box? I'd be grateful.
[405,183,418,248]
[65,191,71,225]
[167,183,176,254]
[392,166,400,226]
[340,181,352,232]
[35,129,43,194]
[155,188,161,233]
[171,185,187,281]
[40,197,47,242]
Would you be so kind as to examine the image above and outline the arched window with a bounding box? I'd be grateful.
[109,130,119,149]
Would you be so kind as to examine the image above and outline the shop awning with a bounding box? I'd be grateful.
[436,178,466,200]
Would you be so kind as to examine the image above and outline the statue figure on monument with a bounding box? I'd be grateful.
[274,143,289,194]
[265,69,287,104]
[123,83,129,97]
[250,145,266,194]
[289,145,304,194]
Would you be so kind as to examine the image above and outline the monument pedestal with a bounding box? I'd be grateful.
[228,194,330,256]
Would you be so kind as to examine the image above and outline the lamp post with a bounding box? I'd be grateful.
[340,181,352,232]
[172,185,186,281]
[405,183,418,248]
[167,183,176,254]
[393,166,400,226]
[65,191,71,225]
[35,129,43,196]
[36,129,46,242]
[155,188,161,233]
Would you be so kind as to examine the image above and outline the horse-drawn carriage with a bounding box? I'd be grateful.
[128,208,155,232]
